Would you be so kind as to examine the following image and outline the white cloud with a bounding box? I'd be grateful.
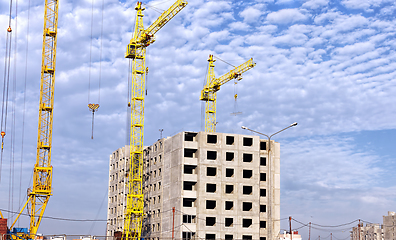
[267,9,308,25]
[302,0,329,9]
[341,0,393,11]
[240,5,264,23]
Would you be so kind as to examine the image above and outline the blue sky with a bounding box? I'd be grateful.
[1,0,396,239]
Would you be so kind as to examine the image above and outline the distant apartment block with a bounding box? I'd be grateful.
[351,223,383,240]
[384,211,396,240]
[107,131,281,240]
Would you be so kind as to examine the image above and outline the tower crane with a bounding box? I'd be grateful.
[200,55,256,132]
[124,1,187,239]
[3,0,59,239]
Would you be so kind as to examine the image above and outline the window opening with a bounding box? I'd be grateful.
[243,170,253,178]
[260,205,266,212]
[226,152,234,161]
[260,221,266,228]
[184,148,197,158]
[260,173,266,181]
[225,235,233,240]
[243,202,252,211]
[242,219,252,228]
[226,136,234,145]
[206,217,216,226]
[259,141,267,151]
[207,134,217,144]
[226,168,234,177]
[206,183,216,193]
[225,185,234,194]
[260,189,266,197]
[206,234,215,240]
[183,215,196,223]
[185,132,197,142]
[243,236,252,240]
[207,167,216,176]
[183,181,196,191]
[260,157,266,166]
[183,198,196,207]
[207,151,217,160]
[225,201,233,210]
[243,153,253,162]
[243,186,252,195]
[184,165,197,174]
[206,200,216,209]
[225,218,233,227]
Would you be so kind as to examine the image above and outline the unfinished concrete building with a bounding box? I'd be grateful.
[384,211,396,240]
[107,131,281,240]
[351,223,383,240]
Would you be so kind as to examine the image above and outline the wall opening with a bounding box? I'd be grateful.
[243,137,253,146]
[260,173,266,181]
[225,185,234,194]
[207,151,217,160]
[183,181,196,191]
[225,201,233,210]
[243,153,253,162]
[225,218,233,227]
[207,134,217,144]
[226,152,234,161]
[243,186,252,195]
[243,170,253,179]
[206,183,216,193]
[243,202,252,211]
[260,157,266,166]
[183,198,196,207]
[185,132,197,142]
[260,221,266,228]
[184,165,197,174]
[206,217,216,226]
[206,200,216,209]
[184,148,197,158]
[243,236,252,240]
[260,189,266,197]
[183,214,196,223]
[260,141,266,150]
[183,232,196,240]
[206,234,215,240]
[207,167,216,176]
[225,235,233,240]
[226,168,234,177]
[242,219,252,228]
[260,205,266,212]
[226,136,234,145]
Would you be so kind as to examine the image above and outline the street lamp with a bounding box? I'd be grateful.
[241,122,297,240]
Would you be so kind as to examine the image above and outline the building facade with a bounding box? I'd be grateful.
[107,131,281,240]
[384,211,396,240]
[351,223,383,240]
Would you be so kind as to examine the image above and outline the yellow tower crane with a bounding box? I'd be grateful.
[5,0,59,239]
[200,55,256,132]
[123,1,187,239]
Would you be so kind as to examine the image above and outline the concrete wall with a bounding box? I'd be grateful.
[107,131,281,240]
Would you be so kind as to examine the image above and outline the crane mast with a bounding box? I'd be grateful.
[124,1,187,239]
[200,55,256,132]
[8,0,59,239]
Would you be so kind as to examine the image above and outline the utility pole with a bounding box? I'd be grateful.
[309,222,311,240]
[289,216,292,240]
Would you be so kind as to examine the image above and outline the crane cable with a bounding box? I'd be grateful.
[87,0,104,139]
[1,0,14,184]
[18,0,31,224]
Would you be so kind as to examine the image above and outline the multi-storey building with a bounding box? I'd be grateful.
[107,131,281,240]
[351,223,383,240]
[384,211,396,240]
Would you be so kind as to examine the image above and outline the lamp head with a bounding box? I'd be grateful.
[291,122,298,127]
[241,126,248,130]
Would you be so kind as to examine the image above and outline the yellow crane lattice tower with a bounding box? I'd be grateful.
[200,55,256,132]
[9,0,59,239]
[123,1,187,239]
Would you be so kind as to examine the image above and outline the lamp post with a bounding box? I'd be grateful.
[241,122,297,240]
